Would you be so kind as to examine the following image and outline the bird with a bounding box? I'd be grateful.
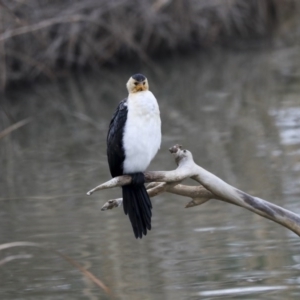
[106,73,161,238]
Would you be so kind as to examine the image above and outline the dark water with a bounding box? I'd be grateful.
[1,47,300,299]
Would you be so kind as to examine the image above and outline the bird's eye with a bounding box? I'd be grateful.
[143,82,145,85]
[134,82,138,86]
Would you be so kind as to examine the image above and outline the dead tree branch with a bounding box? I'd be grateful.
[87,144,300,236]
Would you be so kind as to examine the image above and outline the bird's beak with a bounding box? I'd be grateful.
[136,83,145,92]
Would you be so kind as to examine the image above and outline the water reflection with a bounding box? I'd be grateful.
[1,47,300,299]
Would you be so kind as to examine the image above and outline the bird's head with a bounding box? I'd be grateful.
[126,73,149,93]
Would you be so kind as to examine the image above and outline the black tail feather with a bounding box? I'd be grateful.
[135,189,150,233]
[122,183,152,239]
[137,188,151,228]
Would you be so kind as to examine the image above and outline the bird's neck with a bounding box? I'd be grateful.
[127,91,159,116]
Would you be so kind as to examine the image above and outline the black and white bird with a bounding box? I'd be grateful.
[107,73,161,239]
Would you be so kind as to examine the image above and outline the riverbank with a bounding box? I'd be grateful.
[0,0,299,90]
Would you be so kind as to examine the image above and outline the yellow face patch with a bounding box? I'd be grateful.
[133,83,147,93]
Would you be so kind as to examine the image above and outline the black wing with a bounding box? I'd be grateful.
[107,98,128,177]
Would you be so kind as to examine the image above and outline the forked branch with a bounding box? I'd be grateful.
[87,144,300,236]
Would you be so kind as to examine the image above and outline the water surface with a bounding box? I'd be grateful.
[1,47,300,299]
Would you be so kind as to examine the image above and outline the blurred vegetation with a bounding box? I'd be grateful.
[0,0,299,90]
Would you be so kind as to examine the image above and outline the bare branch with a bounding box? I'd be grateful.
[101,198,123,211]
[88,144,300,237]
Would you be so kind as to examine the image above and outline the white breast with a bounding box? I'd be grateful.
[123,90,161,174]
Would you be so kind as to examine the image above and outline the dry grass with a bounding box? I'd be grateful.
[0,0,298,89]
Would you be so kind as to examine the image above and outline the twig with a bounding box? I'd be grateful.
[0,9,6,90]
[88,144,300,237]
[0,118,31,140]
[0,241,111,296]
[0,254,33,266]
[6,50,55,79]
[0,15,89,42]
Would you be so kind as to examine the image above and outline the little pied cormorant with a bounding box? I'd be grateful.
[107,74,161,239]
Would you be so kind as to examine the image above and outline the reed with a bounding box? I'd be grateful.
[0,0,298,89]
